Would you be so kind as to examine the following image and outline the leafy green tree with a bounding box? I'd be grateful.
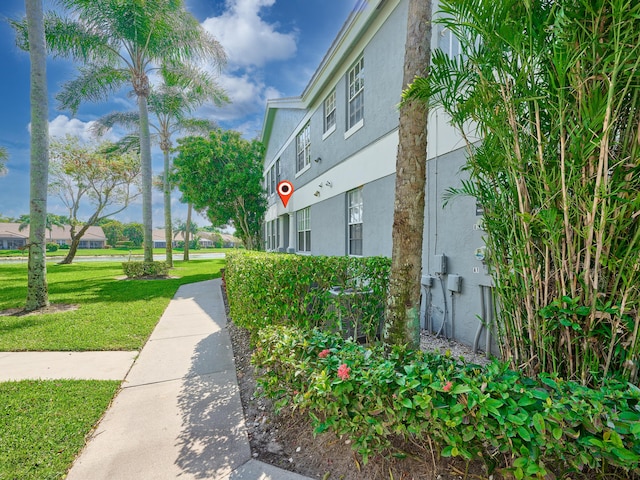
[123,223,144,248]
[384,0,433,348]
[25,0,49,311]
[13,0,226,263]
[48,136,141,264]
[172,130,266,250]
[100,220,125,247]
[407,0,640,384]
[92,66,227,267]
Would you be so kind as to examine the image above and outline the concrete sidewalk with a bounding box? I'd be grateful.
[65,279,313,480]
[0,351,137,381]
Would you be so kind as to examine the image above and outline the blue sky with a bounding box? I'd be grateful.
[0,0,357,228]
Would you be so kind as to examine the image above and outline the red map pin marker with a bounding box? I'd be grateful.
[277,180,294,207]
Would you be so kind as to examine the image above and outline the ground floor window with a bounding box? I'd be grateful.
[265,219,279,251]
[348,188,363,256]
[296,207,311,252]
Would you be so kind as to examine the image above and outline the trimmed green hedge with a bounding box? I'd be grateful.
[122,261,169,278]
[225,251,390,342]
[254,326,640,479]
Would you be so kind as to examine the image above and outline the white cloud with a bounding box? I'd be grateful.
[202,0,297,68]
[46,115,112,143]
[199,73,282,136]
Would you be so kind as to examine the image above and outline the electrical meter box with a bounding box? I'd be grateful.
[433,254,447,275]
[447,274,462,293]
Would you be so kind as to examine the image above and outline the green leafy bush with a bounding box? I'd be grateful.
[46,243,59,252]
[253,325,640,479]
[122,261,169,278]
[225,251,390,342]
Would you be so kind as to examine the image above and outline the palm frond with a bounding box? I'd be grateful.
[92,111,140,137]
[56,64,129,114]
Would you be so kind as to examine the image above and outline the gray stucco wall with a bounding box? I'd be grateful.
[362,174,394,257]
[282,0,408,193]
[311,194,347,256]
[423,146,497,355]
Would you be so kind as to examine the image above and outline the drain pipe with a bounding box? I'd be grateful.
[473,285,485,354]
[485,286,493,358]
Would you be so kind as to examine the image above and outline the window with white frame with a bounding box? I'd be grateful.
[266,218,279,251]
[323,89,336,134]
[347,57,364,130]
[296,207,311,252]
[296,123,311,173]
[265,159,280,196]
[348,188,363,256]
[438,27,461,58]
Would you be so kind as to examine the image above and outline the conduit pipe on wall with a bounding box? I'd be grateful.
[474,285,494,358]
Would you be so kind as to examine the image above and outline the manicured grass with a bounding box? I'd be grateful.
[0,380,120,480]
[0,259,224,351]
[0,247,238,258]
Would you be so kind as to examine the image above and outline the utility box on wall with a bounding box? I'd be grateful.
[447,274,462,293]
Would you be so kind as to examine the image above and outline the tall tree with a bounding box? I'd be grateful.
[17,213,66,242]
[172,130,266,250]
[383,0,433,347]
[93,66,227,267]
[13,0,226,263]
[407,0,640,385]
[0,146,8,176]
[25,0,49,311]
[48,136,141,264]
[174,209,198,261]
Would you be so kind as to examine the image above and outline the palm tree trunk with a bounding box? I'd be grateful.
[139,95,154,263]
[163,148,173,267]
[184,202,192,261]
[384,0,432,347]
[25,0,49,311]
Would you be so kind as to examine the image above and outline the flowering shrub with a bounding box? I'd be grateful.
[252,325,640,479]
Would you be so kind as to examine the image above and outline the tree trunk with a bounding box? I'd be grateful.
[384,0,432,348]
[25,0,49,311]
[139,95,154,263]
[163,148,173,267]
[58,224,91,264]
[184,202,192,261]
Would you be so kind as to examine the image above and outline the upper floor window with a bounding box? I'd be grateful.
[296,123,311,173]
[323,89,336,134]
[348,188,363,256]
[438,27,461,58]
[297,207,311,252]
[347,57,364,131]
[265,159,280,196]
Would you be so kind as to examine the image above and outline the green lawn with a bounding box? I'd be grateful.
[0,380,120,480]
[0,259,224,351]
[0,247,238,258]
[0,258,224,479]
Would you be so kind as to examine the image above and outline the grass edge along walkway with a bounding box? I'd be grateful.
[0,379,120,480]
[0,259,224,351]
[0,259,223,479]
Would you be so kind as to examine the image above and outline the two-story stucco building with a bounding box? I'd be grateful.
[260,0,496,354]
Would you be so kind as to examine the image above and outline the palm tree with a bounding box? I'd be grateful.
[25,0,49,311]
[93,66,227,267]
[0,146,8,176]
[383,0,433,347]
[17,0,226,263]
[174,210,197,261]
[17,213,66,242]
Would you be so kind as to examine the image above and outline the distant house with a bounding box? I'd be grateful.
[152,229,243,249]
[0,223,107,250]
